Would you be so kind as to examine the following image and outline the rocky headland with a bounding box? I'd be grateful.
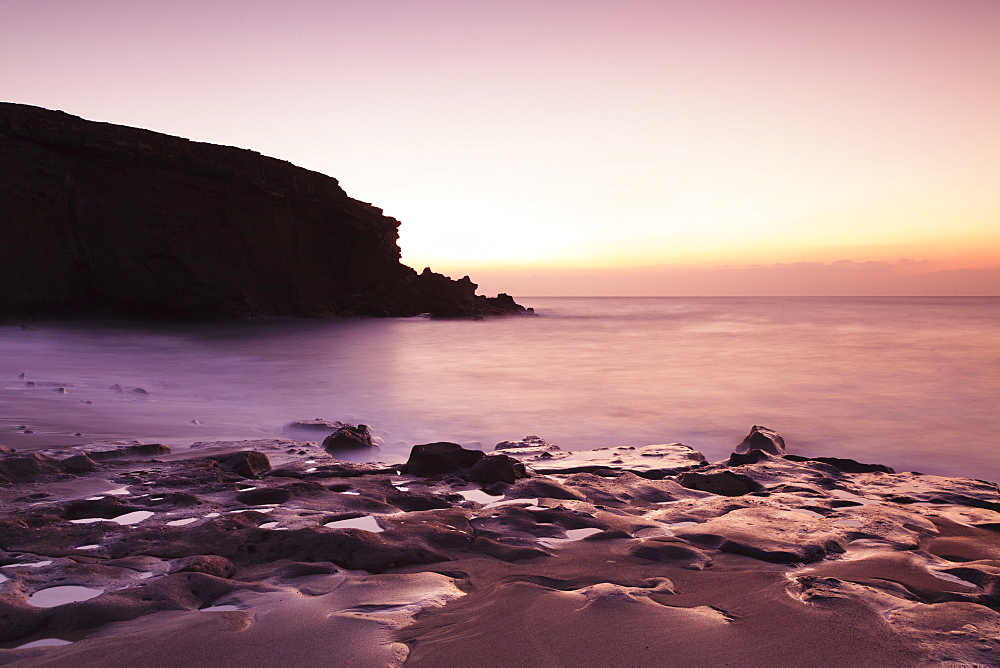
[1,427,998,666]
[0,103,531,320]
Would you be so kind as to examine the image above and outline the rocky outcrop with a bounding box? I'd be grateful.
[0,103,531,319]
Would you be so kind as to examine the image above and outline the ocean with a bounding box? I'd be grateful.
[2,297,998,482]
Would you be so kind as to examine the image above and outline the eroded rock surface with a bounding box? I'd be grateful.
[0,431,998,666]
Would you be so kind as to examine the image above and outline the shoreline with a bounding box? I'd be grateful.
[1,429,999,665]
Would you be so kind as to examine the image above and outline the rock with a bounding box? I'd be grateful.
[171,555,237,579]
[494,435,561,453]
[130,387,150,397]
[783,455,895,474]
[0,452,63,482]
[735,425,786,456]
[676,470,765,496]
[211,451,271,478]
[322,423,375,452]
[627,540,713,570]
[464,454,529,485]
[514,444,707,479]
[284,419,341,432]
[403,443,487,477]
[727,450,771,466]
[0,102,530,320]
[402,442,529,485]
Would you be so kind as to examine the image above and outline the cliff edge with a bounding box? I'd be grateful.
[0,103,531,319]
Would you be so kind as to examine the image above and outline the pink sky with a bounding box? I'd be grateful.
[2,0,998,294]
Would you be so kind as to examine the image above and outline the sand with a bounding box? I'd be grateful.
[1,432,998,666]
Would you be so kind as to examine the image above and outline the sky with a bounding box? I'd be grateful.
[2,0,998,295]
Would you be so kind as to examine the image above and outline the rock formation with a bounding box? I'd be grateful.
[0,103,532,319]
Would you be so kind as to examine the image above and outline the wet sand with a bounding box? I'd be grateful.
[1,433,998,666]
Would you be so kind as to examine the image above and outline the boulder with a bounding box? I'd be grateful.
[735,425,786,456]
[171,555,237,579]
[403,443,486,477]
[402,442,530,485]
[322,423,375,452]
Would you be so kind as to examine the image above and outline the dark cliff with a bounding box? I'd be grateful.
[0,103,531,319]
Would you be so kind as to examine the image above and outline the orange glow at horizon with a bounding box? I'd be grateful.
[1,0,998,295]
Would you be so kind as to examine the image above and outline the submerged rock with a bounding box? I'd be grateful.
[323,424,375,452]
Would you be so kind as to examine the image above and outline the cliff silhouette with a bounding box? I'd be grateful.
[0,103,530,319]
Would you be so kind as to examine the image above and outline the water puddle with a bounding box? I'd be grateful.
[829,489,876,505]
[834,518,864,527]
[483,497,539,509]
[458,489,496,504]
[204,512,221,518]
[0,573,8,583]
[200,604,241,612]
[2,560,52,569]
[259,522,279,529]
[166,518,198,526]
[29,585,104,608]
[70,510,154,526]
[14,638,74,649]
[538,527,603,548]
[324,516,383,533]
[930,570,978,588]
[75,545,101,551]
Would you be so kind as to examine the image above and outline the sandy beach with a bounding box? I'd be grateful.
[1,428,998,666]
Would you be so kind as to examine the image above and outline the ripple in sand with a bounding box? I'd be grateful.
[324,516,383,533]
[29,585,103,608]
[166,518,198,526]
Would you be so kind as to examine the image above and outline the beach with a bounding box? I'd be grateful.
[1,429,998,666]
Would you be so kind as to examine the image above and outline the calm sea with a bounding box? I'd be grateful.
[2,297,998,482]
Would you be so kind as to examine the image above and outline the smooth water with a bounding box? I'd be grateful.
[1,297,998,482]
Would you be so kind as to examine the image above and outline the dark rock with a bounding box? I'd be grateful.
[60,453,99,473]
[403,442,486,477]
[0,452,64,482]
[494,435,561,453]
[211,451,271,478]
[783,455,895,474]
[676,470,765,496]
[171,555,237,579]
[727,450,770,466]
[0,102,530,320]
[237,488,292,505]
[323,423,375,452]
[735,425,786,456]
[85,443,172,461]
[463,454,529,485]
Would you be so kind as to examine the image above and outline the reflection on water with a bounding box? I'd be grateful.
[1,297,998,482]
